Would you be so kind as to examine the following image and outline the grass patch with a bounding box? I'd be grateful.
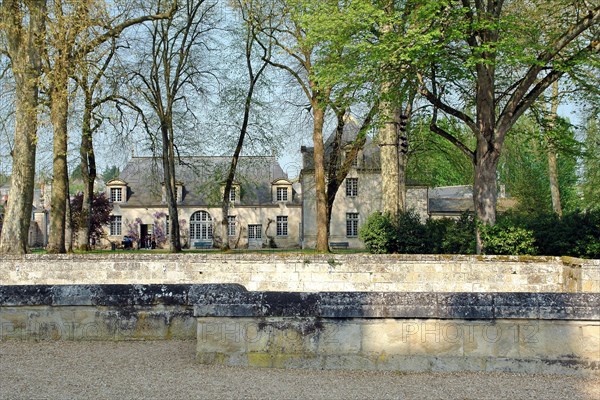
[26,247,368,255]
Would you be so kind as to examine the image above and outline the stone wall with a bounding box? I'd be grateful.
[194,288,600,375]
[0,284,237,341]
[2,284,598,375]
[1,254,598,293]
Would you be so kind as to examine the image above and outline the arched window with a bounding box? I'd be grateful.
[190,211,213,240]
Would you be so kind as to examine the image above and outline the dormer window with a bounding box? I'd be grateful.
[106,179,128,203]
[277,187,288,202]
[272,178,293,203]
[229,187,236,202]
[110,187,122,202]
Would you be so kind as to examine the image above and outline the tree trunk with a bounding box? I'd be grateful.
[547,81,562,217]
[398,97,415,213]
[379,0,400,218]
[220,36,267,250]
[325,107,373,244]
[65,195,73,253]
[76,91,97,250]
[379,102,400,217]
[313,103,329,253]
[325,113,346,241]
[547,146,562,217]
[473,139,500,253]
[0,0,46,254]
[46,78,69,254]
[161,121,181,253]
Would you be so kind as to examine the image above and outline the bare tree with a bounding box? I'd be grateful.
[45,0,176,254]
[325,103,377,238]
[220,2,270,250]
[244,0,333,252]
[71,40,118,250]
[125,0,216,252]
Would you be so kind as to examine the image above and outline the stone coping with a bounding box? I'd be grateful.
[1,284,598,321]
[1,253,591,264]
[0,284,242,307]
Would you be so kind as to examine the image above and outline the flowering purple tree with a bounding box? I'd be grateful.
[152,212,168,247]
[124,217,142,246]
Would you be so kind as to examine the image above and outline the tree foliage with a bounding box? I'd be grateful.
[102,166,121,183]
[499,115,581,214]
[581,117,600,211]
[299,0,600,253]
[69,192,112,243]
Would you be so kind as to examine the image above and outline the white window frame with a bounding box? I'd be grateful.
[345,178,358,197]
[276,187,288,202]
[228,216,236,236]
[110,215,122,236]
[248,224,262,240]
[110,187,122,202]
[346,213,359,237]
[229,187,236,202]
[276,216,288,237]
[190,211,213,240]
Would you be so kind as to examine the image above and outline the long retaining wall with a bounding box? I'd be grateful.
[194,288,600,375]
[1,284,598,375]
[1,254,598,292]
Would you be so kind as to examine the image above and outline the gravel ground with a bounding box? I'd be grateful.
[1,340,598,400]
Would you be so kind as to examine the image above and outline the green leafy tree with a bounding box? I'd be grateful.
[581,117,600,211]
[102,166,120,183]
[301,0,599,252]
[499,115,580,215]
[407,117,473,187]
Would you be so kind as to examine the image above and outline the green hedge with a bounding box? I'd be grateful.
[359,210,600,258]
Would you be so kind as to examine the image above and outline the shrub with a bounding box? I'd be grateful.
[396,210,428,253]
[499,210,600,258]
[480,223,537,255]
[424,218,450,254]
[69,192,113,243]
[359,212,397,254]
[361,209,596,257]
[441,213,476,254]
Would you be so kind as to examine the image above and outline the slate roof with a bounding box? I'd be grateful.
[428,185,517,215]
[301,119,381,171]
[117,156,293,207]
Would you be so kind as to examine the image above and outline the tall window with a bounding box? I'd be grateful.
[276,216,288,237]
[110,216,122,236]
[190,211,213,240]
[345,178,358,197]
[346,213,359,237]
[165,215,169,236]
[276,187,288,202]
[228,216,236,236]
[248,224,262,240]
[229,188,236,202]
[110,188,122,202]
